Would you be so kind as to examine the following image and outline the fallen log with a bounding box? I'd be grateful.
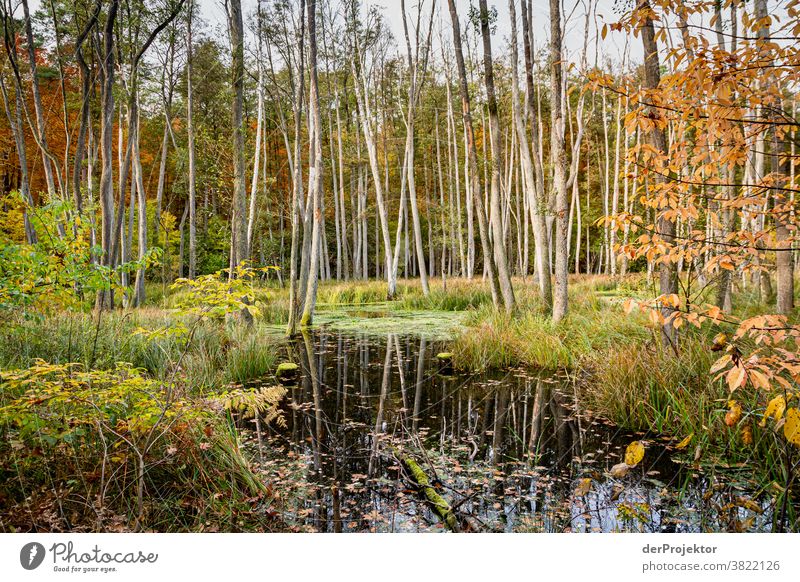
[401,457,459,532]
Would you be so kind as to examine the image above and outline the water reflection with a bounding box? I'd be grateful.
[245,331,775,533]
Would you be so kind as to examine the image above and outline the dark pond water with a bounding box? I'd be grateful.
[243,331,776,533]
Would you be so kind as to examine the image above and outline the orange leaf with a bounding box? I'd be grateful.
[726,365,746,392]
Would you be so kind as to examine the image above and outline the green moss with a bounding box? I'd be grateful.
[402,457,458,531]
[276,362,298,378]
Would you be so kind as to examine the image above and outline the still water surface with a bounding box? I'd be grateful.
[246,331,773,532]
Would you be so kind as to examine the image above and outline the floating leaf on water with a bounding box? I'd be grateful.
[610,462,630,479]
[625,441,645,466]
[735,496,764,514]
[574,478,592,497]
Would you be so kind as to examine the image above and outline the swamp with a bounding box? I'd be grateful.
[1,0,799,534]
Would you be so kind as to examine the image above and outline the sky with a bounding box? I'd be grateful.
[22,0,786,70]
[194,0,636,67]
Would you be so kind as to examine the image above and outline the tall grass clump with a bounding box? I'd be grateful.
[451,284,651,370]
[223,327,279,385]
[584,336,720,435]
[0,310,180,375]
[316,280,411,305]
[584,333,796,492]
[398,282,493,311]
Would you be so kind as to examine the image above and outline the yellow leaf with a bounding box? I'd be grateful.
[742,424,754,446]
[759,395,786,427]
[625,441,645,466]
[675,433,694,450]
[709,354,731,374]
[735,496,763,514]
[725,400,742,427]
[784,408,800,446]
[710,332,728,352]
[574,478,592,497]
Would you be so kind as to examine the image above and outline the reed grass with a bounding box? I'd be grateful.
[0,310,280,389]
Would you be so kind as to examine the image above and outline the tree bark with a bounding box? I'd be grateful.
[95,0,119,311]
[228,0,252,324]
[300,0,323,327]
[187,0,197,278]
[446,0,500,307]
[478,0,515,313]
[550,0,569,322]
[639,0,678,347]
[286,0,306,335]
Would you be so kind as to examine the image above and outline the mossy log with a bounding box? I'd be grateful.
[276,362,299,383]
[402,457,459,532]
[435,352,454,375]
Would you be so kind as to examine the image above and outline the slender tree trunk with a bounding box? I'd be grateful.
[0,75,36,243]
[228,0,252,324]
[550,0,569,322]
[348,4,396,299]
[132,102,148,306]
[301,0,323,327]
[639,0,678,347]
[95,0,119,310]
[520,0,552,305]
[400,0,431,296]
[286,0,306,335]
[478,0,515,312]
[187,0,197,279]
[247,2,265,257]
[446,0,501,308]
[21,0,60,202]
[753,0,794,314]
[72,0,102,216]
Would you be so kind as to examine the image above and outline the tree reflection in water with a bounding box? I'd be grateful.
[241,331,773,533]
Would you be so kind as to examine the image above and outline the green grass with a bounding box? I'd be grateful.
[0,309,281,389]
[450,279,652,370]
[583,333,723,436]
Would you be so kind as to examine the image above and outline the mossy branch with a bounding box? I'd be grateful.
[401,457,459,532]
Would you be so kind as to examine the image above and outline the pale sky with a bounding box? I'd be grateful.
[196,0,634,68]
[22,0,787,71]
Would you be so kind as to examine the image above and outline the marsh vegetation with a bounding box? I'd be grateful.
[1,0,799,532]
